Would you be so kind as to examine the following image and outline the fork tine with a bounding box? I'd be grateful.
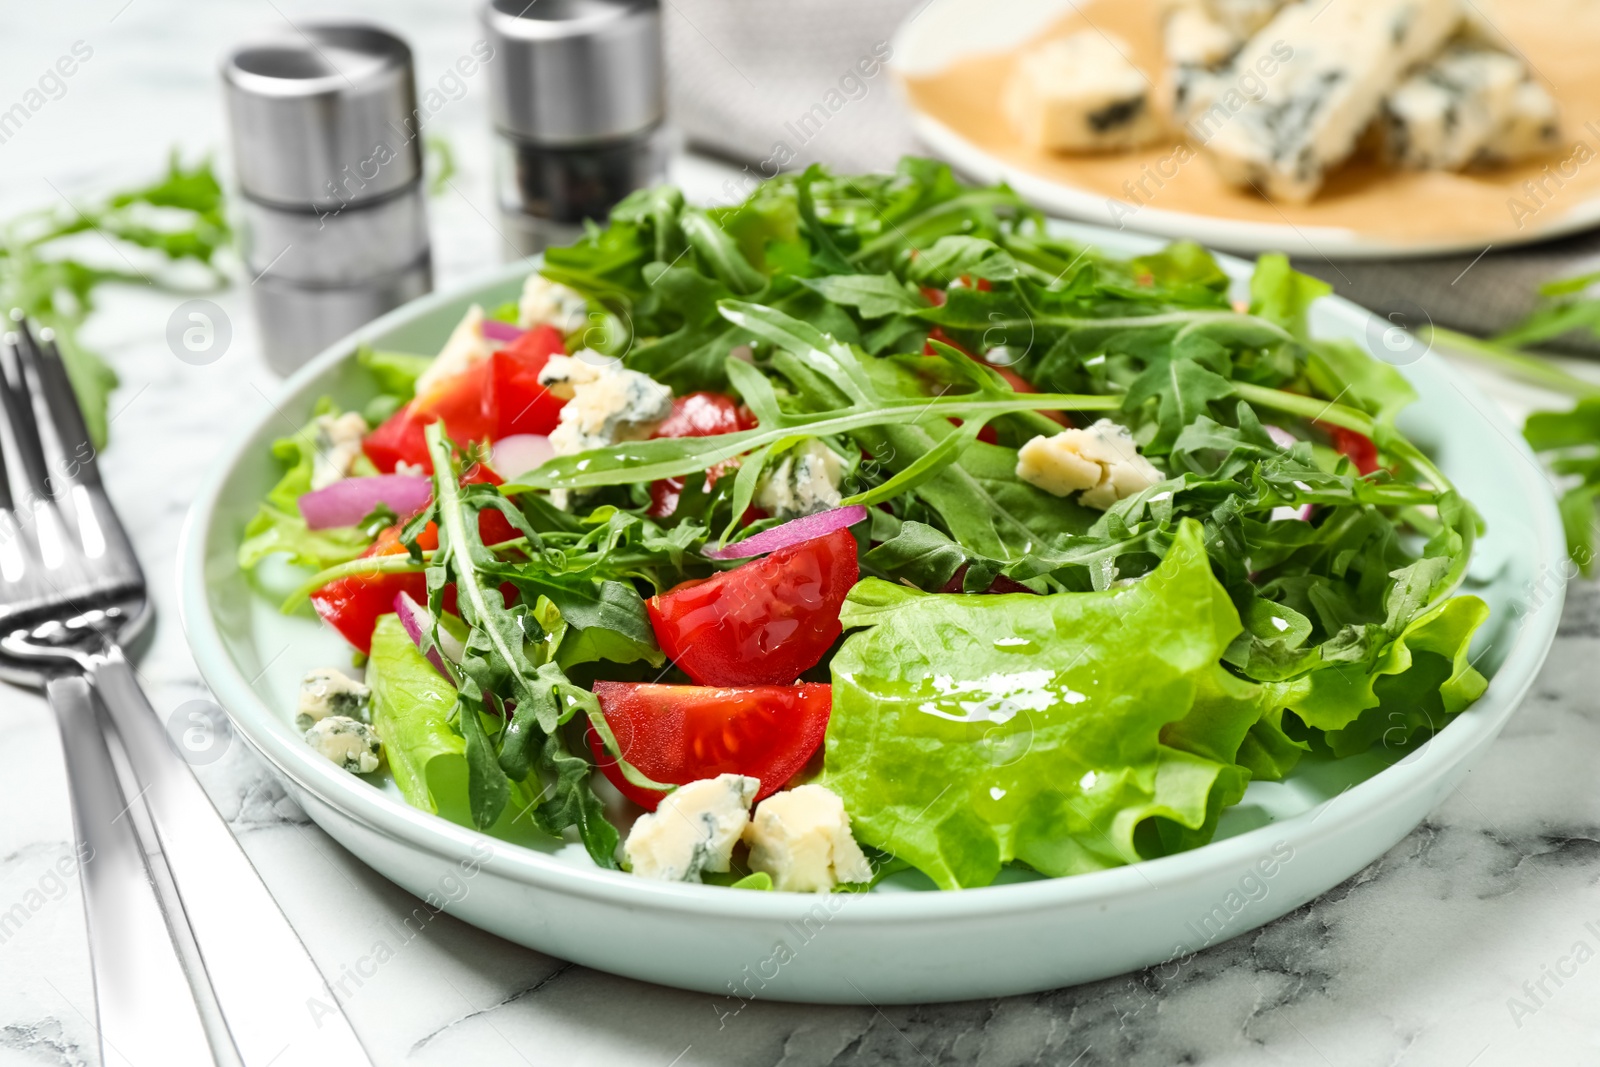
[10,316,101,488]
[0,325,54,506]
[1,315,140,591]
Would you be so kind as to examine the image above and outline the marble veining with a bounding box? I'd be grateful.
[3,2,1600,1065]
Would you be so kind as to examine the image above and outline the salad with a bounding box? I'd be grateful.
[241,159,1489,893]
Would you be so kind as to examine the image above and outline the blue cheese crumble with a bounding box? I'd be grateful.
[518,274,589,335]
[624,774,760,882]
[541,353,673,508]
[542,353,674,454]
[1016,419,1164,509]
[755,440,844,519]
[296,667,370,731]
[743,785,873,893]
[309,411,370,491]
[304,715,382,774]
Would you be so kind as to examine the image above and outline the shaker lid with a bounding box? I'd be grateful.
[221,24,422,210]
[482,0,663,146]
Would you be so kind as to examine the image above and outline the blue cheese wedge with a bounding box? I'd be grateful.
[414,304,497,396]
[1198,0,1461,201]
[304,715,382,774]
[1480,80,1561,164]
[308,411,369,491]
[1016,419,1164,509]
[743,785,873,893]
[296,667,370,731]
[755,440,844,519]
[1378,43,1526,170]
[1164,4,1243,121]
[624,774,760,882]
[1003,32,1165,153]
[518,274,589,335]
[1202,0,1289,38]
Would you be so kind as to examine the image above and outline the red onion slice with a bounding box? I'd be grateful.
[1263,424,1298,450]
[299,475,432,530]
[393,591,464,682]
[490,434,554,480]
[481,319,524,344]
[703,505,868,561]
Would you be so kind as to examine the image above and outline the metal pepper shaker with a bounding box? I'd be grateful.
[221,25,433,375]
[482,0,669,257]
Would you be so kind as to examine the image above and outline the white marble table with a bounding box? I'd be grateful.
[4,3,1600,1065]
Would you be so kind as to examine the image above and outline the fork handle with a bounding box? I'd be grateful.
[46,676,219,1067]
[88,649,375,1067]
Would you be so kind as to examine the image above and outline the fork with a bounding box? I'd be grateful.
[0,315,374,1067]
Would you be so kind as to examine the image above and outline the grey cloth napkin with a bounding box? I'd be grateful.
[1292,233,1600,355]
[661,1,1600,353]
[661,0,922,174]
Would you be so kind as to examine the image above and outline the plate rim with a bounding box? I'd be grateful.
[888,0,1600,261]
[178,235,1566,923]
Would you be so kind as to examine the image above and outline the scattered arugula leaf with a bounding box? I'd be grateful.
[0,152,231,447]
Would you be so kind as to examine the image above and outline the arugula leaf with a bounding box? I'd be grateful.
[1304,339,1417,425]
[1,152,231,447]
[517,301,1121,521]
[1524,397,1600,571]
[797,274,927,318]
[1248,253,1329,341]
[1495,271,1600,349]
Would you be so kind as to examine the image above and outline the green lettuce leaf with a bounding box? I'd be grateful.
[237,398,374,572]
[366,615,546,843]
[1286,594,1489,757]
[823,519,1251,889]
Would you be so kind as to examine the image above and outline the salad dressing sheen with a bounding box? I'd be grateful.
[899,0,1600,245]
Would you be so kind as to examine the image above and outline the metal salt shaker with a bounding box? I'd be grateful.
[482,0,669,257]
[221,25,433,374]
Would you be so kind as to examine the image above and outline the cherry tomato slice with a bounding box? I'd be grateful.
[922,329,1067,444]
[586,681,832,810]
[363,324,567,473]
[1316,421,1381,475]
[312,526,433,654]
[646,392,759,518]
[310,466,519,652]
[646,527,858,686]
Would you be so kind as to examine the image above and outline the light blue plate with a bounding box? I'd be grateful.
[178,224,1564,1003]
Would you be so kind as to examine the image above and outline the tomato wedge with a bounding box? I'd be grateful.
[646,527,858,686]
[312,525,433,654]
[647,392,758,518]
[586,681,831,810]
[363,324,567,473]
[310,467,518,652]
[1316,421,1381,476]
